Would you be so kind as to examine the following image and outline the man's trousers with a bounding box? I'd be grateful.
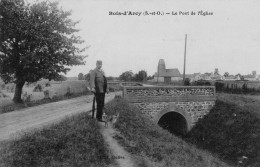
[95,93,105,120]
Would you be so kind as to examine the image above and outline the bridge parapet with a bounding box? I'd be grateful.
[123,86,216,131]
[108,82,143,87]
[123,86,215,102]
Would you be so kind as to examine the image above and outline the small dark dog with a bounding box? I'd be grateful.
[102,112,110,127]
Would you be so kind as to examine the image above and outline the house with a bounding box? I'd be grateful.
[153,59,182,83]
[243,75,258,81]
[210,75,225,81]
[224,75,241,81]
[184,73,201,82]
[243,71,260,81]
[199,74,211,80]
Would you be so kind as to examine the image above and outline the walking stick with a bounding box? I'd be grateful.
[92,94,96,119]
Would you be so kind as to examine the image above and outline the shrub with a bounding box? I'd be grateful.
[194,80,212,86]
[23,94,32,107]
[51,94,63,102]
[33,84,43,92]
[43,90,50,99]
[45,82,51,87]
[184,78,191,86]
[64,86,72,97]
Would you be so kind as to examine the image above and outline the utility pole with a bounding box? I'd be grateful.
[157,63,159,83]
[183,34,187,85]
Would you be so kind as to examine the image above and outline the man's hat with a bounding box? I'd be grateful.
[96,60,102,65]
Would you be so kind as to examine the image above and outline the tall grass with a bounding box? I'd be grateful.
[0,112,115,167]
[104,99,229,167]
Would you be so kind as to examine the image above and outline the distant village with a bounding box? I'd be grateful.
[152,59,260,83]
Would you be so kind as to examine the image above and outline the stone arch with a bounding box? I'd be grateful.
[154,103,193,132]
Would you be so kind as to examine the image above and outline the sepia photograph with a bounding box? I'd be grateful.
[0,0,259,166]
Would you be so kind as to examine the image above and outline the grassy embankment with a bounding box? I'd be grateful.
[104,98,229,167]
[0,112,116,167]
[103,93,260,167]
[185,93,260,167]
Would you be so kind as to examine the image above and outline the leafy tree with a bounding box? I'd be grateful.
[106,76,114,81]
[147,75,154,80]
[84,70,93,81]
[54,75,67,81]
[214,68,219,75]
[0,0,86,103]
[252,71,257,76]
[119,71,133,81]
[84,73,90,81]
[134,70,147,82]
[224,72,229,77]
[184,78,190,86]
[78,73,84,80]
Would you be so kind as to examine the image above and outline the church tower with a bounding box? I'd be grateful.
[158,59,166,76]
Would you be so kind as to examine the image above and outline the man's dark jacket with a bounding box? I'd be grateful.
[90,68,107,93]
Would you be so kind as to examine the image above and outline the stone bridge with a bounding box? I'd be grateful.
[108,82,143,87]
[123,86,216,134]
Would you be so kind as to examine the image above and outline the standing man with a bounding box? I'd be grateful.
[90,60,108,122]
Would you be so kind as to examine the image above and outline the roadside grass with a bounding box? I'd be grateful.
[0,91,92,114]
[103,98,229,167]
[3,80,90,101]
[0,112,116,167]
[0,80,92,114]
[0,90,12,108]
[185,94,260,167]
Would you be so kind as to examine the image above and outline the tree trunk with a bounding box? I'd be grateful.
[13,80,25,103]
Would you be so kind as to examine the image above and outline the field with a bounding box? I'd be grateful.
[0,80,90,113]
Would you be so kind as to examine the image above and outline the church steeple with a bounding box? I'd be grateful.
[158,59,165,76]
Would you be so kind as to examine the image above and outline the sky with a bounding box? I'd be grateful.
[28,0,260,77]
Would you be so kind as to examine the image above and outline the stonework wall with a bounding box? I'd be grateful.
[133,101,215,126]
[133,102,168,119]
[176,101,215,125]
[125,86,215,98]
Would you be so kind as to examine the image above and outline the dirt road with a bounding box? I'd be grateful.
[0,93,118,141]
